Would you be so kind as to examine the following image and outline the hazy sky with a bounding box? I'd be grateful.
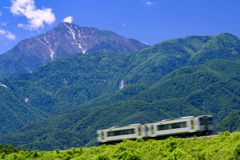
[0,0,239,55]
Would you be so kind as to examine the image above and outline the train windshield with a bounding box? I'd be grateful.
[200,117,213,125]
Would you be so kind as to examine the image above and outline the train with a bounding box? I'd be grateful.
[97,115,213,144]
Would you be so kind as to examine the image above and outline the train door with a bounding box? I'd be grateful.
[144,125,148,137]
[101,131,105,140]
[189,118,195,133]
[199,117,213,135]
[191,119,194,130]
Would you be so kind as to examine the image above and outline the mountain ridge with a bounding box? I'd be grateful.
[0,22,148,78]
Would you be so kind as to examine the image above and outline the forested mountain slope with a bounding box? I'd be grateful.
[0,80,46,134]
[214,111,240,133]
[0,33,239,136]
[1,59,240,150]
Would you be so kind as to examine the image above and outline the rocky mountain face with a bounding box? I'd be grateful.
[0,22,148,78]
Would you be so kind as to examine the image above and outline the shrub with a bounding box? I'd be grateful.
[55,149,60,154]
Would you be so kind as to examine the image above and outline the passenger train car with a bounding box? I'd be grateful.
[97,115,213,144]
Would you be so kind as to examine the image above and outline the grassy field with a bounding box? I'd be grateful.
[1,131,240,160]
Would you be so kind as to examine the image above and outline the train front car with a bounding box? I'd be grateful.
[197,115,213,135]
[148,115,214,138]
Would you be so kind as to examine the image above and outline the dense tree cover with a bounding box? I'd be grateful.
[214,111,240,134]
[187,33,240,65]
[1,33,240,136]
[0,51,132,134]
[0,144,23,156]
[0,33,239,151]
[1,59,240,150]
[0,80,46,134]
[1,132,240,159]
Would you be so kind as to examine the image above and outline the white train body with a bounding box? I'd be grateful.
[97,115,213,144]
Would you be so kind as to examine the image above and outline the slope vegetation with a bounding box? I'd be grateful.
[2,132,240,159]
[0,33,239,136]
[214,111,240,133]
[1,59,240,150]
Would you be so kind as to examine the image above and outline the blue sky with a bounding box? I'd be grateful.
[0,0,239,55]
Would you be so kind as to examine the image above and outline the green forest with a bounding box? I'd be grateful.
[0,33,240,151]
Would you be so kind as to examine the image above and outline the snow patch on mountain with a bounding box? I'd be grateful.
[77,29,81,38]
[64,23,76,40]
[44,36,54,60]
[0,82,8,88]
[25,97,29,103]
[119,79,125,89]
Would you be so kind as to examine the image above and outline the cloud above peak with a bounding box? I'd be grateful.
[63,16,73,23]
[146,1,153,5]
[10,0,56,30]
[0,29,16,40]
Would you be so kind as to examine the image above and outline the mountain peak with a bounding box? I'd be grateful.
[0,23,149,78]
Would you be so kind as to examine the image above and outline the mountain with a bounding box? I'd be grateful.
[2,59,240,150]
[187,33,240,65]
[0,22,148,78]
[214,111,240,133]
[0,33,240,135]
[0,33,240,149]
[0,79,46,134]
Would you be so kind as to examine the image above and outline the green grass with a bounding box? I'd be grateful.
[2,131,240,160]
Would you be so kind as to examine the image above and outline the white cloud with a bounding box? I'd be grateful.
[146,1,153,5]
[10,0,56,30]
[0,12,2,16]
[18,23,24,27]
[0,29,16,40]
[63,16,73,23]
[122,23,126,27]
[2,23,7,26]
[5,31,16,40]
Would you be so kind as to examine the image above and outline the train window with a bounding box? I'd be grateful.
[182,122,187,127]
[107,132,112,137]
[107,128,135,137]
[158,125,164,130]
[172,123,181,129]
[200,118,211,125]
[157,122,187,131]
[208,118,213,124]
